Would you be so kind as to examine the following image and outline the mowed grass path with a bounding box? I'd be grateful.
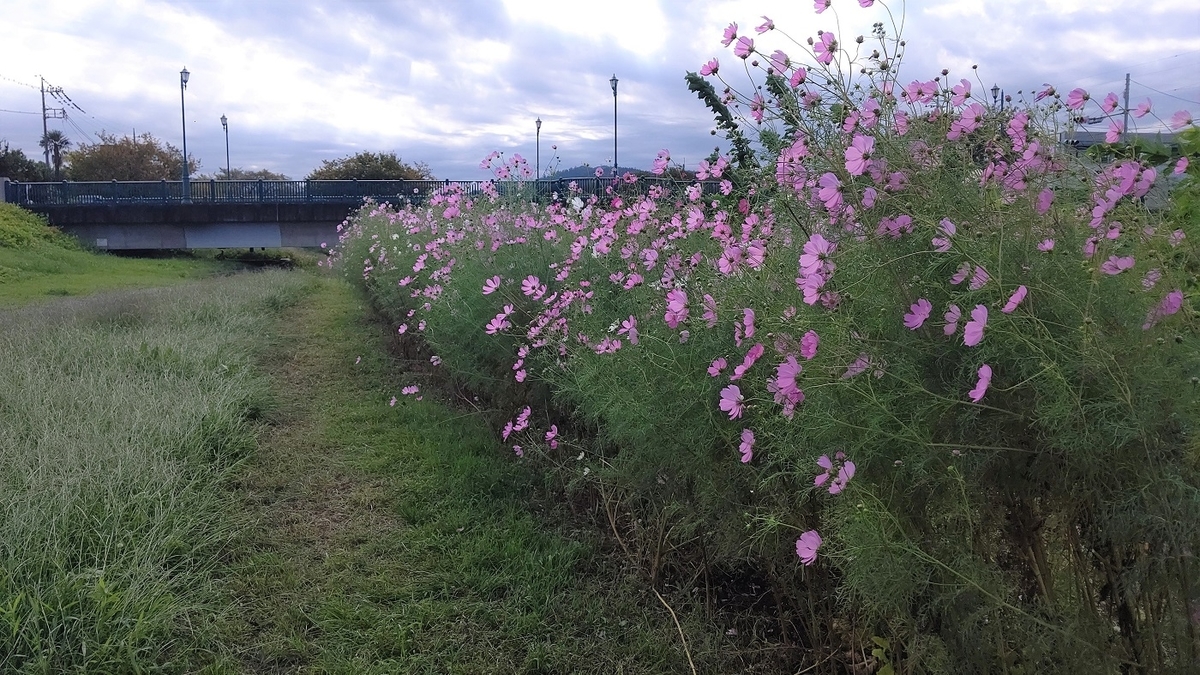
[221,276,694,673]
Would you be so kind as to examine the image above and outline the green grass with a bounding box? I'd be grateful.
[220,278,711,673]
[0,270,320,672]
[0,202,251,305]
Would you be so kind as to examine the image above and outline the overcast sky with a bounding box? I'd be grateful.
[1,0,1197,181]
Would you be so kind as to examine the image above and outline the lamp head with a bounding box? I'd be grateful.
[181,67,190,87]
[610,74,618,95]
[991,83,1000,103]
[220,114,227,129]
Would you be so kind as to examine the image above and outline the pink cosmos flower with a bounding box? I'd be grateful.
[904,298,933,329]
[951,78,972,107]
[617,315,639,345]
[963,305,988,347]
[1100,255,1135,275]
[814,0,831,13]
[513,445,523,457]
[545,425,558,449]
[664,288,689,328]
[482,275,501,295]
[708,357,728,377]
[1143,289,1185,330]
[1142,269,1162,290]
[968,364,992,403]
[702,294,718,328]
[719,385,745,419]
[402,385,420,395]
[389,396,397,407]
[1133,98,1152,119]
[1170,229,1185,246]
[817,172,843,211]
[739,429,756,463]
[734,36,754,59]
[789,67,808,88]
[700,58,719,76]
[1105,121,1121,144]
[1065,87,1089,110]
[844,134,874,175]
[862,187,878,209]
[769,50,789,74]
[796,530,822,566]
[929,218,956,253]
[1176,157,1190,175]
[894,110,909,135]
[721,22,738,47]
[950,261,972,285]
[800,330,820,360]
[1002,285,1028,313]
[947,103,986,140]
[485,315,510,334]
[755,16,774,33]
[1170,110,1193,129]
[969,265,990,291]
[814,32,837,65]
[732,343,765,380]
[842,353,871,379]
[859,0,875,6]
[1036,189,1054,215]
[774,356,802,393]
[815,453,856,494]
[1100,92,1120,113]
[1038,239,1056,252]
[521,275,542,296]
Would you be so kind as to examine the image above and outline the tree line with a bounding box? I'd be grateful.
[0,131,434,182]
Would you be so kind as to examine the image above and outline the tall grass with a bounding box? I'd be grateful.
[0,270,317,671]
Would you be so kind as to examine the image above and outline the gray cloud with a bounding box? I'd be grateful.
[1,0,1197,182]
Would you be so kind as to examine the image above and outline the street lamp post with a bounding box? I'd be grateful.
[991,83,1004,112]
[610,74,618,175]
[220,114,230,178]
[535,117,541,180]
[180,67,190,201]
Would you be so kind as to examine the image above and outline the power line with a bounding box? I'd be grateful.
[1130,79,1200,105]
[0,72,38,89]
[0,108,40,115]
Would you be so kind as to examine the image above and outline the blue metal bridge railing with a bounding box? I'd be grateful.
[4,177,720,206]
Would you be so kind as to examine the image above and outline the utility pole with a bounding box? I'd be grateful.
[39,77,66,170]
[1122,73,1131,135]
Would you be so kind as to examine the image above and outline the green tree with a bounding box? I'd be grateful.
[306,151,434,180]
[39,130,71,180]
[65,132,198,181]
[198,167,290,180]
[0,141,50,181]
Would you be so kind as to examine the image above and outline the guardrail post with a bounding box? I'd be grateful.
[257,179,264,203]
[0,178,9,203]
[161,179,168,202]
[305,179,312,202]
[210,179,216,202]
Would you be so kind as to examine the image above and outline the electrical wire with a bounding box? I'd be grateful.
[0,73,38,89]
[1130,79,1200,106]
[0,108,40,115]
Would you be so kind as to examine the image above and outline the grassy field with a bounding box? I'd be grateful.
[0,202,251,306]
[217,277,707,673]
[0,269,320,671]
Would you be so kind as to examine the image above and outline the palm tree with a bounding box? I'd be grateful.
[39,130,71,180]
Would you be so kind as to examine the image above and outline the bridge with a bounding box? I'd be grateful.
[1,177,692,250]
